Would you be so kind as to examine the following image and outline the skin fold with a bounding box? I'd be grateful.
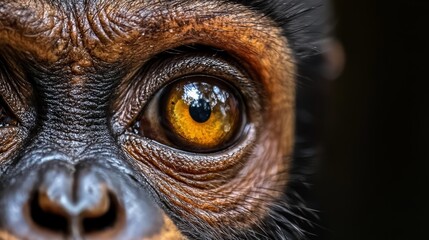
[0,0,334,239]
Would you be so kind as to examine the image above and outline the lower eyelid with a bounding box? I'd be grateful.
[121,123,257,175]
[117,51,262,153]
[133,75,244,153]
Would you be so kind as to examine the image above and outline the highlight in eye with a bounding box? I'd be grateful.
[133,75,246,153]
[163,78,241,150]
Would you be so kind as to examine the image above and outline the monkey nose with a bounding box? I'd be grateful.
[29,166,124,237]
[37,185,111,219]
[1,160,167,239]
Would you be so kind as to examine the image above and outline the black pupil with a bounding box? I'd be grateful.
[189,99,211,123]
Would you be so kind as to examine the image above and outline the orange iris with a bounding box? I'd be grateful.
[164,78,241,150]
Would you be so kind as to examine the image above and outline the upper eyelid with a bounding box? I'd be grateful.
[112,50,261,131]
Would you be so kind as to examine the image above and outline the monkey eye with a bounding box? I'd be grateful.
[132,75,246,153]
[0,97,18,128]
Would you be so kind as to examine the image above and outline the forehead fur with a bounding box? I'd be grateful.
[43,0,332,59]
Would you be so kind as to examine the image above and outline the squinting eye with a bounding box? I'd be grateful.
[133,75,245,152]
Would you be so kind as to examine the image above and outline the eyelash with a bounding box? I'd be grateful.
[112,46,262,153]
[117,46,261,129]
[131,74,246,153]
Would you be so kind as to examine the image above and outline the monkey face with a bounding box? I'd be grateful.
[0,0,332,239]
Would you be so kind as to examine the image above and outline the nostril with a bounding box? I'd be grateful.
[29,191,69,233]
[29,190,123,235]
[82,192,122,234]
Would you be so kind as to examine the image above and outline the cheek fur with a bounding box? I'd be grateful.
[0,0,332,239]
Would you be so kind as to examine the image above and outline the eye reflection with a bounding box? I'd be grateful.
[163,78,241,150]
[180,82,230,123]
[189,99,211,123]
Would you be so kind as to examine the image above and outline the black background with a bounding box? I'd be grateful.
[318,0,427,239]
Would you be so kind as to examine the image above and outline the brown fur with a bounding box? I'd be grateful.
[0,1,295,239]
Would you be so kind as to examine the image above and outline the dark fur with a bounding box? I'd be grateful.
[171,1,333,239]
[0,0,333,239]
[235,1,332,239]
